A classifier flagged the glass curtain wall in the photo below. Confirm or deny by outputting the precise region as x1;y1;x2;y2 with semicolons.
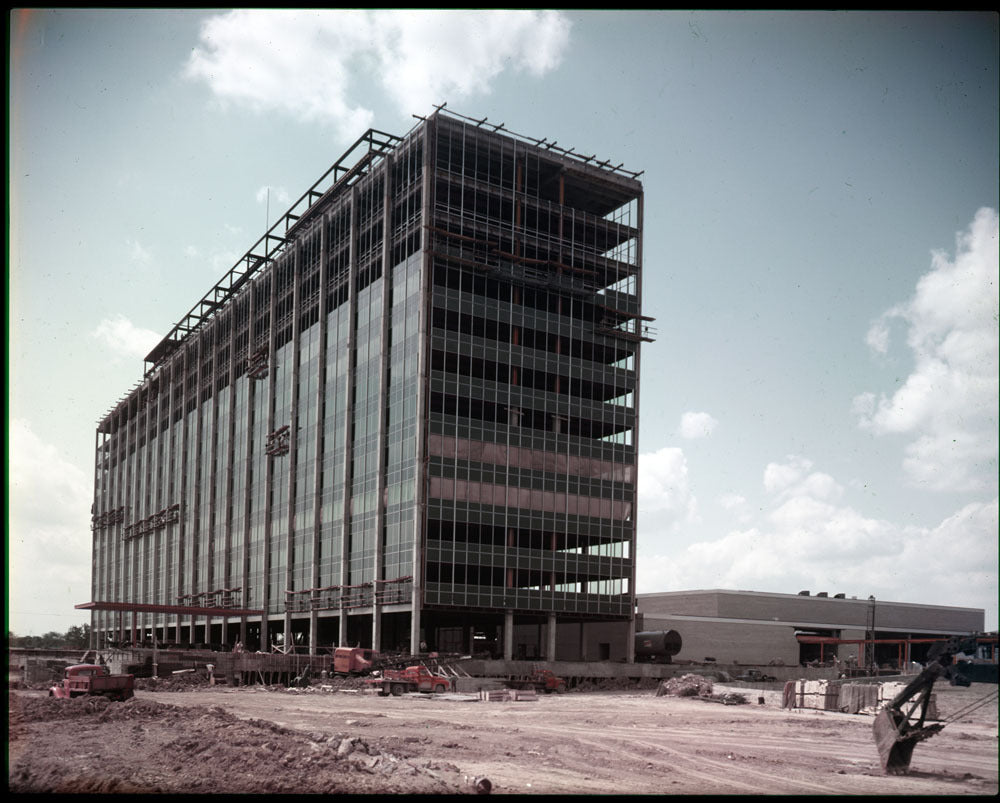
423;116;641;618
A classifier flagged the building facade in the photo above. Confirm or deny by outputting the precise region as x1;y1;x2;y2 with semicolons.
638;589;986;668
89;109;649;658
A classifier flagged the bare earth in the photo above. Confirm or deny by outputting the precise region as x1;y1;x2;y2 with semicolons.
8;679;997;795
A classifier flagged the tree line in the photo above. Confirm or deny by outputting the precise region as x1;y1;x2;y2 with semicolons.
8;624;92;650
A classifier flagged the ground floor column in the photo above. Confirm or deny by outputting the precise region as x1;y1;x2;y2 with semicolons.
409;591;421;656
546;613;557;660
372;607;382;652
504;611;514;660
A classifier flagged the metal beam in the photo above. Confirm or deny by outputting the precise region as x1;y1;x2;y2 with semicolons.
76;601;264;617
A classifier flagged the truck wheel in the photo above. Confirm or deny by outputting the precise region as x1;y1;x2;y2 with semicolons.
432;684;445;693
556;683;566;694
391;684;404;697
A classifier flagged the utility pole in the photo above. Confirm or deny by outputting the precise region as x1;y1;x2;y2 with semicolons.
865;595;877;675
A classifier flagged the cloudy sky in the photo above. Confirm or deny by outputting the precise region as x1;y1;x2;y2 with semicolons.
9;10;998;634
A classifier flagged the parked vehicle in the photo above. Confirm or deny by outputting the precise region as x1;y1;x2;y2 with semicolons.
734;669;777;682
49;664;134;701
333;646;380;676
367;665;451;696
507;668;567;694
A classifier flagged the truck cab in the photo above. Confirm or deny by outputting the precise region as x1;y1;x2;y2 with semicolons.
49;664;135;701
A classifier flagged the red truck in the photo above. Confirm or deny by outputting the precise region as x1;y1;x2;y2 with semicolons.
507;668;567;694
367;665;451;696
49;664;135;701
332;646;379;676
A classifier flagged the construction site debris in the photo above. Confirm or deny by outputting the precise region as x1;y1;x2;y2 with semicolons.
699;692;749;706
780;679;938;719
466;775;493;794
9;691;473;794
479;688;537;702
9;684;996;795
570;676;661;693
655;674;714;698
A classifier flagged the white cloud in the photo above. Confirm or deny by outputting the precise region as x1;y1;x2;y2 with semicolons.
678;411;718;439
8;419;94;635
92;315;162;360
638;446;698;525
185;10;571;132
637;454;998;623
854;207;999;492
865;317;890;355
371;10;571;114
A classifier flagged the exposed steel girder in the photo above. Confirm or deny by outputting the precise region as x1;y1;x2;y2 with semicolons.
76;601;263;617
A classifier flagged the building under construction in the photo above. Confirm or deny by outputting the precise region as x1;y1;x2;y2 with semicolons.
87;108;650;661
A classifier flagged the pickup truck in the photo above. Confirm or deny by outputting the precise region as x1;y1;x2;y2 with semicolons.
49;664;135;701
734;669;777;683
366;665;451;696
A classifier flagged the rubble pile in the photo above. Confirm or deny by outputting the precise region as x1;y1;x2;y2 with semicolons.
9;691;114;725
655;674;714;698
135;672;212;692
9;693;472;794
570;677;660;693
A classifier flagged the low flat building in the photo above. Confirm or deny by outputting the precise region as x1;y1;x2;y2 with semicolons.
637;589;985;668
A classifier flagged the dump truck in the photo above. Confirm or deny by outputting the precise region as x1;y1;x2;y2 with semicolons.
49;664;135;701
367;665;451;696
507;668;567;694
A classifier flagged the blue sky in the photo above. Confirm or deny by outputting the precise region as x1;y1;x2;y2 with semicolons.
9;9;998;635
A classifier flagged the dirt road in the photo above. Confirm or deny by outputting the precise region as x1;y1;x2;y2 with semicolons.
8;681;997;795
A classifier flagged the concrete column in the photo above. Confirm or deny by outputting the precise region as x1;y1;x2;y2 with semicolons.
371;155;393;656
284;240;302;649
504;611;514;660
339;186;359;652
261;245;278;652
241;284;255;647
547;613;557;660
310;203;329;656
410;119;435;660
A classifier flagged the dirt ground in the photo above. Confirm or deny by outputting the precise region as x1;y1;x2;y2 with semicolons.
8;675;997;795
